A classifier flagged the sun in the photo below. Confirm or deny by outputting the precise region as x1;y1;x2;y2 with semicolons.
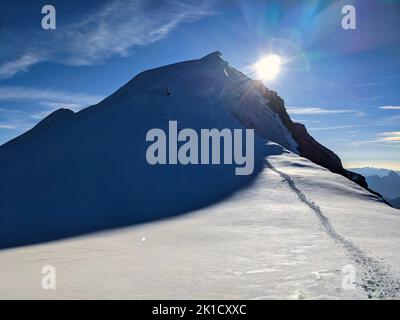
255;55;282;81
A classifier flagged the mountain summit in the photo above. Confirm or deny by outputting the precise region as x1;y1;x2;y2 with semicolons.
0;52;389;247
1;53;400;299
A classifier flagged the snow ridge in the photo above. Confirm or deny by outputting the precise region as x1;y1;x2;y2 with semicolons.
267;161;400;299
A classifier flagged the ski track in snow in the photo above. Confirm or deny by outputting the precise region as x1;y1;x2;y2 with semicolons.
266;161;400;299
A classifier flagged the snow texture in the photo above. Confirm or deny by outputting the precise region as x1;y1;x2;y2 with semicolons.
0;53;399;299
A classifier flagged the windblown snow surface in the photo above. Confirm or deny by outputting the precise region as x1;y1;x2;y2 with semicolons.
0;52;399;299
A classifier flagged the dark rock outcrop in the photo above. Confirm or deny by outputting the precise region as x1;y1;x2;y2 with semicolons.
389;197;400;209
250;80;381;194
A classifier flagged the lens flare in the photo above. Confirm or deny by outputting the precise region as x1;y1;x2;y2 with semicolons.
255;55;282;80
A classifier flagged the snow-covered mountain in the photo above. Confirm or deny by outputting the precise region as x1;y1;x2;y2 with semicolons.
1;52;399;299
349;168;400;208
0;51;366;248
390;197;400;209
367;171;400;200
349;167;400;178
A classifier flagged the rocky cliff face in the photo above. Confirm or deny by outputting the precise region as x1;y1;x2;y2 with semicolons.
250;80;371;191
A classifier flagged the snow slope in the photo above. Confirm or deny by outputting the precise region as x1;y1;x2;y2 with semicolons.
0;52;399;299
0;145;399;299
0;52;297;248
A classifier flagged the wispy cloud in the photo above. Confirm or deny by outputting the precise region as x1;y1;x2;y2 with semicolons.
352;132;400;146
286;107;361;115
376;132;400;142
0;54;43;79
0;86;105;133
0;124;17;130
0;86;104;110
325;81;378;89
308;125;359;131
379;106;400;110
0;0;214;79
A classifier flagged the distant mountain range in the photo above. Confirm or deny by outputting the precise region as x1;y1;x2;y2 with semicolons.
0;52;373;248
390;197;400;209
349;167;400;178
349;167;400;208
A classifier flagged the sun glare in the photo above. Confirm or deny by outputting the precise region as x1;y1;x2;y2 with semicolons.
255;55;282;81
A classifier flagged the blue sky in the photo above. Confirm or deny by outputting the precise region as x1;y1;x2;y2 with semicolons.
0;0;399;169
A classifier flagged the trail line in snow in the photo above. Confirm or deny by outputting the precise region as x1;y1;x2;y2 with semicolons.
266;162;400;299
